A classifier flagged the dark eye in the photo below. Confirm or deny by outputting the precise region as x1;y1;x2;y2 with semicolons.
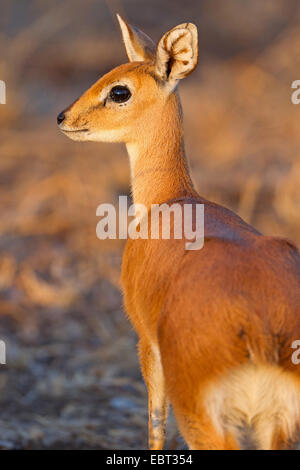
109;85;131;103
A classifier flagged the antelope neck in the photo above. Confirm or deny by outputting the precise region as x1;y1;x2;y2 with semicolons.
126;94;196;209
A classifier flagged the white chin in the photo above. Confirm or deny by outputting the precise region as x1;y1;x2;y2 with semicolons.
61;128;124;143
82;129;124;143
61;130;90;141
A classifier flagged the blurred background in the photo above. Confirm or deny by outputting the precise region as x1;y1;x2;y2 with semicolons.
0;0;300;449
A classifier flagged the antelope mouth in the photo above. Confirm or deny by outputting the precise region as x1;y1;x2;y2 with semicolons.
61;128;89;133
59;127;90;141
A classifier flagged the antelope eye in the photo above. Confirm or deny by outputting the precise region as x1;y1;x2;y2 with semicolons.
109;85;131;103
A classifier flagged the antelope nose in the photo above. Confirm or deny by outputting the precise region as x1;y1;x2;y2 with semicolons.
57;112;65;125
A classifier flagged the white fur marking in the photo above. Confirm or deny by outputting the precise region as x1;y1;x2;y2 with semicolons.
204;364;300;449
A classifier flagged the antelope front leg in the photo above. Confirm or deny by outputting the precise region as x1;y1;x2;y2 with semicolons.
138;339;169;450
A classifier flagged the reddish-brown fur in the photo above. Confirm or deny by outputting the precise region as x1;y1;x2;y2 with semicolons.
122;198;300;449
58;16;300;449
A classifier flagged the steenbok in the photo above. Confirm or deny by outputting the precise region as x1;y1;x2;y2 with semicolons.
58;16;300;450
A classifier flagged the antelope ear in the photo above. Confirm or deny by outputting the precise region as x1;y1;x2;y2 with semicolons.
117;14;156;62
155;23;198;88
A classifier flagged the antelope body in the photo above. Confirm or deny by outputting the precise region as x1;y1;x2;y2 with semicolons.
58;15;300;449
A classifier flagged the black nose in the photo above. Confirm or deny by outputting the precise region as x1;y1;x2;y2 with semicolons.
57;112;65;125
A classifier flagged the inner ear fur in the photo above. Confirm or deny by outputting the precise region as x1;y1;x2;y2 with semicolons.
155;23;198;83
